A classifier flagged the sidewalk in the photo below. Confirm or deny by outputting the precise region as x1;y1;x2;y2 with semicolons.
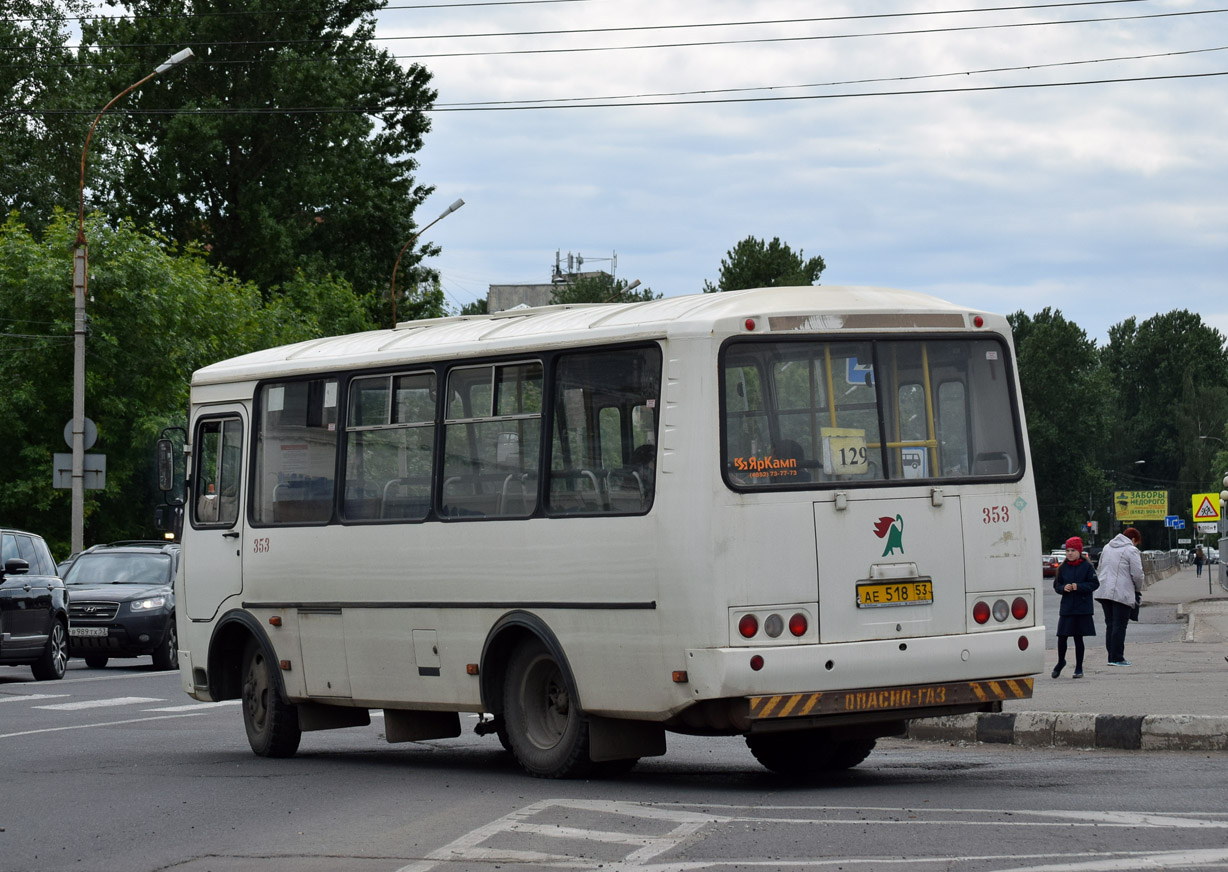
908;564;1228;752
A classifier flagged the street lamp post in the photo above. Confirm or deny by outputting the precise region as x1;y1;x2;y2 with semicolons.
389;198;465;325
71;48;194;554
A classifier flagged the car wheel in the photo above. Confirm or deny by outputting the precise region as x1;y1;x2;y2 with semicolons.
241;638;301;758
152;619;178;671
84;654;109;668
31;620;69;681
502;638;592;778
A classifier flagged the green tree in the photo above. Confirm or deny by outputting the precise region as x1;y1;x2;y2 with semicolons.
459;298;488;316
0;211;374;556
549;273;659;305
0;0;98;222
1101;310;1228;541
69;0;437;318
1008;308;1112;547
703;236;825;292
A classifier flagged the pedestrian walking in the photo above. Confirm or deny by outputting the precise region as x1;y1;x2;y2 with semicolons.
1095;526;1144;667
1195;545;1205;577
1052;536;1098;679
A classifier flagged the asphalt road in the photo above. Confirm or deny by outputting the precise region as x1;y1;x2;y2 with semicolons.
3;662;1226;872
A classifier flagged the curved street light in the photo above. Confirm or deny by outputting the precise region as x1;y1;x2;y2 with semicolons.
388;198;465;325
70;48;195;554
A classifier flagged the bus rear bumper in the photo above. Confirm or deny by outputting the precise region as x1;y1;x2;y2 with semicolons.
678;627;1043;732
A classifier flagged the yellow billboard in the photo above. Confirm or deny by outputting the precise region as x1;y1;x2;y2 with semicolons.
1114;490;1168;521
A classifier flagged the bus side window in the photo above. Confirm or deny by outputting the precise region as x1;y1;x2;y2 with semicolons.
546;346;662;516
253;379;338;525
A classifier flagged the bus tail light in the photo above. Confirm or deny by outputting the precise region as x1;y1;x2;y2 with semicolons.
789;613;808;636
992;599;1009;622
749;655;764;671
738;614;759;638
972;601;991;624
1012;597;1029;620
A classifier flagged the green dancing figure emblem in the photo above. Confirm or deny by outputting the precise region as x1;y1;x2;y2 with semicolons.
873;514;904;557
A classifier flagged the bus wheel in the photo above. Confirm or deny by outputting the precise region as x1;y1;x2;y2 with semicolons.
241;639;301;758
746;730;876;776
502;639;592;778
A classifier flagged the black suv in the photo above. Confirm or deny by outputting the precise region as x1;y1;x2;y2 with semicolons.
62;541;180;670
1;528;69;680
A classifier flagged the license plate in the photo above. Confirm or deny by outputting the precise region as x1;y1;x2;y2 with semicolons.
69;627;109;637
856;580;933;608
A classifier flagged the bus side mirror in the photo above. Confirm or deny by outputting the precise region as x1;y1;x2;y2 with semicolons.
154;504;184;538
157;439;175;492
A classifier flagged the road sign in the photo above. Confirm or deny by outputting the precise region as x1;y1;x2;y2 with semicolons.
1198;522;1219;534
1191;493;1222;523
63;417;97;451
52;453;106;490
1164;514;1180;527
1178;538;1192;544
1115;490;1168;521
1173;519;1185;529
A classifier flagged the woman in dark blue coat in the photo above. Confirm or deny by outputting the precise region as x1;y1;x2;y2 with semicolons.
1052;536;1099;679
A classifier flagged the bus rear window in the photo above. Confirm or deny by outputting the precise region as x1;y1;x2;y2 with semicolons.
721;337;1022;488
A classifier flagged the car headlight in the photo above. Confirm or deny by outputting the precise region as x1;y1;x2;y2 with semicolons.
130;596;168;612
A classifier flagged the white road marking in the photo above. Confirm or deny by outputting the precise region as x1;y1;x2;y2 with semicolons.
392;802;1228;872
34;696;164;711
0;693;69;703
0;711;218;740
394;799;731;872
144;700;241;713
998;848;1228;871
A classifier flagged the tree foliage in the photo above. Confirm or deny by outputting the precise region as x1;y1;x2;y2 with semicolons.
0;0;99;222
0;0;441;324
703;235;825;293
1007;308;1112;546
0;211;374;556
1011;307;1228;549
549;273;660;305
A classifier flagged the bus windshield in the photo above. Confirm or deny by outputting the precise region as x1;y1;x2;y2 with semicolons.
722;336;1022;487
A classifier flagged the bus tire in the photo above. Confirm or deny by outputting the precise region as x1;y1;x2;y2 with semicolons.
746;730;876;776
241;638;301;758
502;638;592;779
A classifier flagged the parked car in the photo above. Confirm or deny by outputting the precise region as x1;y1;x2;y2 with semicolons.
1042;549;1065;578
0;527;69;680
62;541;180;670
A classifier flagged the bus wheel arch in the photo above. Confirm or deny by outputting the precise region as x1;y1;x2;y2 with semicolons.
208;610;286;704
481;613;592;779
479;611;582;717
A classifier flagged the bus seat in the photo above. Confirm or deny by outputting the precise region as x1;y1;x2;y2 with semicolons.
972;451;1015;475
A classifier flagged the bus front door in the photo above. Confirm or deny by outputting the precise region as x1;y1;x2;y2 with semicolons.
185;410;247;621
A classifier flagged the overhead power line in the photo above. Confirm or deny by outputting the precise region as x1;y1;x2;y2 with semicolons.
432;45;1228;108
30;1;1177;53
14;70;1228;115
6;0;599;25
11;6;1224;68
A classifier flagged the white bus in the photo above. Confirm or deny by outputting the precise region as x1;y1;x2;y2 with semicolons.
164;286;1043;778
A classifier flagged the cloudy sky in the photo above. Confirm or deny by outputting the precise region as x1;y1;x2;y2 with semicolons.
374;0;1226;344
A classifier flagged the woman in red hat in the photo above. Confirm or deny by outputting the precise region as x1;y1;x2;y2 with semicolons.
1052;535;1099;678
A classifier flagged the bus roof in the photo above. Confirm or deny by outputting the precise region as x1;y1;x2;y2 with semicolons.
192;285;1001;386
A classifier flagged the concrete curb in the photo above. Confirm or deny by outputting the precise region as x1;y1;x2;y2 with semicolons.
907;712;1228;751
